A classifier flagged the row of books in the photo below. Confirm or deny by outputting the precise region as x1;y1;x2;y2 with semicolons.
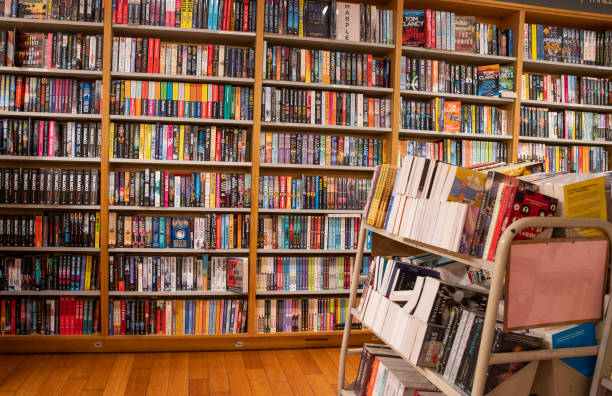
399;140;508;168
263;1;393;44
402;10;514;56
1;0;104;21
109;255;247;292
110;80;253;120
0;75;102;114
112;0;256;32
521;74;612;106
257;214;360;250
0;212;100;247
401;98;509;135
354;344;440;396
260;132;384;167
258;175;370;211
0;297;100;335
0;120;101;158
401;59;513;98
256;297;361;333
108;298;247;335
357;259;541;394
519;107;612;142
0;168;100;205
523;24;611;66
0;255;99;291
263;44;391;88
255;256;370;292
108;214;250;249
112;38;255;78
518;143;609;173
110;124;249;162
262;87;392;128
108;170;251;208
0;31;102;70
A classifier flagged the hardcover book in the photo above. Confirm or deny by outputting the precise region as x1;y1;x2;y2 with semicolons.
303;0;332;38
542;25;563;62
402;10;426;47
477;64;499;97
454;16;475;53
170;217;190;248
443;100;461;133
226;257;247;292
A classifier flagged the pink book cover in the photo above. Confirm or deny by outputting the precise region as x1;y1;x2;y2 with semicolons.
48;120;55;156
505;239;607;331
164;171;169;207
38;120;44;156
167;125;173;160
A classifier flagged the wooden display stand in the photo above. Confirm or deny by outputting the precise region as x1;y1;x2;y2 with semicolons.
338;217;612;396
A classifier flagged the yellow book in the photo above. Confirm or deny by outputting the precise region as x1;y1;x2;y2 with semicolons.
210;172;216;208
95;212;100;247
366;164;389;225
228;214;234;248
471;105;476;134
305;51;311;83
84;256;92;291
195;301;200;335
215;300;221;334
159;43;166;74
298;0;304;36
155;81;161;100
109;123;114;158
286;176;292;209
564;176;608;237
202;84;207;116
177;300;183;335
186;0;193;28
325;135;331;164
184;82;191;112
145;124;152;159
531;24;537;60
179;125;185;161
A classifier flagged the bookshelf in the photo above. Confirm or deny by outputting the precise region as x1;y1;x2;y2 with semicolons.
0;0;610;353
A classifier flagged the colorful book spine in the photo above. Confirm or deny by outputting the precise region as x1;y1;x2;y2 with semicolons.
2;0;104;21
518;143;609;173
399;139;508;167
521;73;612;105
519;106;612;141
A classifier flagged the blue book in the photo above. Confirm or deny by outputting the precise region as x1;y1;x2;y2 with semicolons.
108;299;114;335
552;323;597;378
80;256;86;291
159;216;166;248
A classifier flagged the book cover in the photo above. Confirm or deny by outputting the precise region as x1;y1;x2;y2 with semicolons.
171;217;190;248
226;257;247;292
563;176;608;237
552;323;597;378
17;0;46;18
336;2;360;42
448;167;487;207
454;15;475;53
443;101;461;133
402;10;426;47
542;25;562;62
499;65;514;95
477;64;499;97
303;0;331;38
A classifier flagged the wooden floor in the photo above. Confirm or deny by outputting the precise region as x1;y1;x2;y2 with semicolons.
0;348;360;396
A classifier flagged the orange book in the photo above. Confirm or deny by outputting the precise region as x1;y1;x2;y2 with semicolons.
432;60;439;91
235;86;241;120
443;100;461;132
135;81;142;116
366;358;381;396
228;214;234;248
276;48;282;80
34;215;42;247
236;214;242;249
215;300;221;334
204;300;209;334
368;98;374;127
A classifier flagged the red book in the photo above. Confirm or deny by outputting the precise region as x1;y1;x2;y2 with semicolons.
216;215;221;248
174;0;181;27
222;0;230;30
120;300;126;335
10;299;16;335
153;39;160;73
207;44;214;76
424;9;432;48
243;0;249;32
122;0;128;23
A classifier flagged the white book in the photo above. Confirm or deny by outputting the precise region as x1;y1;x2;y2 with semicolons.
449;311;476;382
363;289;382;327
443;309;469;379
451;204;469;252
170;257;177;292
147;257;153;291
381;300;401;341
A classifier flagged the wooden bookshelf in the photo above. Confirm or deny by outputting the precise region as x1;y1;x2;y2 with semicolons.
0;291;101;296
108;291;248;297
0;0;611;354
256;290;362;296
521;99;612;113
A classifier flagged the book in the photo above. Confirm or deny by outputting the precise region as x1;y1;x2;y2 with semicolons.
226;257;247;292
499;66;514;97
14;32;44;67
477;64;499;97
17;0;46;18
454;16;475;53
302;0;331;38
442;100;461;132
542;25;563;62
402;10;426;47
518;142;609;173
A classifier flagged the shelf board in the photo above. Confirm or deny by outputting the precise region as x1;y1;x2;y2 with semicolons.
263;33;394;56
518;136;612;147
109;205;251;213
522;59;612;78
364;224;494;272
402;46;516;65
257;249;371;255
112;24;256;45
256;289;362;296
0;290;100;296
109;158;252;167
258;209;363;214
399;129;512;142
0;247;100;253
260;122;391;134
0;156;100;164
0;204;100;210
111;72;255;85
109;248;250;254
259;163;376;172
0;17;103;33
0;66;102;78
350;307;467;396
0;111;101;121
108;291;248;297
109;115;253;126
262;80;393;95
400;90;515;105
521;99;612;113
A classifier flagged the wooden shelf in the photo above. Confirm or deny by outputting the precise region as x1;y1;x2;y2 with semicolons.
0;247;100;253
518;136;612;146
399;129;512;142
109;158;252;167
0;66;102;78
400;90;515;105
258;209;363;214
0;111;101;121
260;122;391;134
109;115;253;126
0;204;100;210
112;24;256;44
0;17;103;33
262;80;393;95
522;59;612;78
259;163;376;171
109;248;250;254
402;46;516;65
256;289;362;296
109;205;251;213
521;99;612;113
257;249;371;254
263;33;394;55
364;224;494;272
111;72;254;85
108;291;248;297
0;156;100;164
0;290;100;296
